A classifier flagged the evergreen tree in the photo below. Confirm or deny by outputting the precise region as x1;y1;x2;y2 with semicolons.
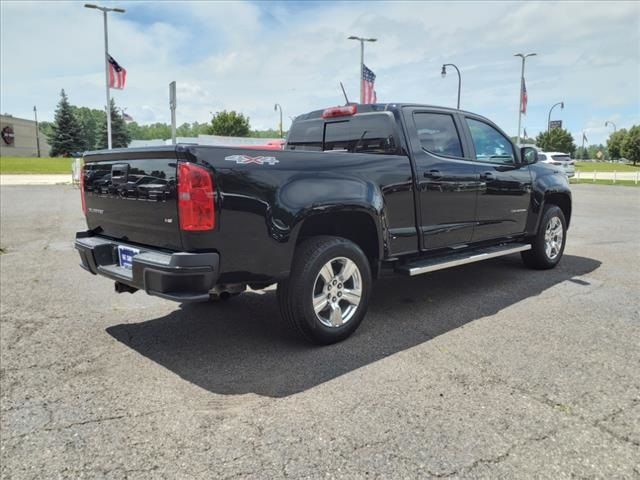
48;89;84;157
98;99;131;149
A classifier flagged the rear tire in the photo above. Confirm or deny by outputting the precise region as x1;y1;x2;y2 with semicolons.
277;236;372;345
521;205;567;270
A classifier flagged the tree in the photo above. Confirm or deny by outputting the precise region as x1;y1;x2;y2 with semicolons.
252;128;286;139
97;99;131;149
208;110;250;137
72;106;104;151
534;128;576;156
48;89;84;156
606;129;628;160
621;125;640;165
587;144;608;161
38;121;55;139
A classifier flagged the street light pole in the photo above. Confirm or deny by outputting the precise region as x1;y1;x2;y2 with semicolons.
514;52;536;143
33;106;41;158
274;103;283;138
348;36;377;103
441;63;461;109
84;4;125;150
605;120;617;133
547;101;564;133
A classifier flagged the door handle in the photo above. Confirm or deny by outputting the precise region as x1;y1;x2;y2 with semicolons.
424;170;443;179
480;171;495;180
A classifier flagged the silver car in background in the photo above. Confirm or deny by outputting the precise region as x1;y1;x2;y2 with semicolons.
538;152;576;178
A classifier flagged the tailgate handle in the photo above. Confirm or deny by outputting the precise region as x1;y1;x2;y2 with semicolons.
111;163;129;184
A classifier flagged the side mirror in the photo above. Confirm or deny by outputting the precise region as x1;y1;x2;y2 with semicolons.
521;146;538;164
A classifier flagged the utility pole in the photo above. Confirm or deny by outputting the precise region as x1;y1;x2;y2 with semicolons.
274;103;283;138
170;81;177;144
33;106;41;158
348;36;377;103
514;52;536;143
84;4;125;150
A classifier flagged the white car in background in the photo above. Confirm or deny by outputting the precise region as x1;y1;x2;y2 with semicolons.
538;151;576;178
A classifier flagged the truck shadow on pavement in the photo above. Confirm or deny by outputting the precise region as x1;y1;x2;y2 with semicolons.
107;254;600;398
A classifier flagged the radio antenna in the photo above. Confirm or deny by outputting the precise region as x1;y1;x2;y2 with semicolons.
340;82;350;104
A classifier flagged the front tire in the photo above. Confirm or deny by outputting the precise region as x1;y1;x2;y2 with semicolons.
521;205;567;269
277;236;372;345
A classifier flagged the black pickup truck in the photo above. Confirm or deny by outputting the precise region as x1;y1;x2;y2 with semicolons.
76;103;571;344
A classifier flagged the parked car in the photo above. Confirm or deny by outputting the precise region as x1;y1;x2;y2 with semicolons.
538;151;575;177
75;103;571;344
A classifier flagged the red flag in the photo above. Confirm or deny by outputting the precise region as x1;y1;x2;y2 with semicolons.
362;64;377;104
108;54;127;90
520;77;528;114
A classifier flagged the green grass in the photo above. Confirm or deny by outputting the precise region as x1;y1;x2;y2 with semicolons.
0;157;74;174
570;179;639;187
575;161;640;172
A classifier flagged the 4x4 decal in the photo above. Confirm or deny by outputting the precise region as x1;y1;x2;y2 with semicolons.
225;155;279;166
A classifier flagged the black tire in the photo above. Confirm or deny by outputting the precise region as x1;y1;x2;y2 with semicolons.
277;236;372;345
521;205;567;270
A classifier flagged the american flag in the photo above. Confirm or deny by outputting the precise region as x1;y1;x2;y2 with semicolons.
520;77;528;114
108;54;127;90
362;64;377;104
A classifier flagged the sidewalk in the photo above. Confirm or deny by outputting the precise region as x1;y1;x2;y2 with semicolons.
0;174;73;186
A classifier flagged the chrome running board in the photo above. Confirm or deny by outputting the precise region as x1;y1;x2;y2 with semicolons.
396;243;531;276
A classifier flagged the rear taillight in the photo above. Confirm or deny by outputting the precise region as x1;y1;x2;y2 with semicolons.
80;165;87;215
178;162;215;231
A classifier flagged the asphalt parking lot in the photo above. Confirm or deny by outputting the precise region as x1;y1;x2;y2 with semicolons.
1;184;638;479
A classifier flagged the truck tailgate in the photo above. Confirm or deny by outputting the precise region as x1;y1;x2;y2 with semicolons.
83;155;182;250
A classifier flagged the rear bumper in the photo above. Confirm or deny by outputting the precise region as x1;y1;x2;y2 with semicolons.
75;232;219;302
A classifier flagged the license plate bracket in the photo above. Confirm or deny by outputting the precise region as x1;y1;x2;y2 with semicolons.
117;245;140;270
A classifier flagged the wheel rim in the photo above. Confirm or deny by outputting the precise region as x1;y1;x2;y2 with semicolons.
312;257;362;328
544;216;564;260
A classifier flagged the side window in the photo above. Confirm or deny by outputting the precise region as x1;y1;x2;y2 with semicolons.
413;112;463;157
538;153;547;160
466;118;515;164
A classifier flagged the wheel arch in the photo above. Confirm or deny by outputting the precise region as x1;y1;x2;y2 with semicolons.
544;192;572;229
294;209;383;273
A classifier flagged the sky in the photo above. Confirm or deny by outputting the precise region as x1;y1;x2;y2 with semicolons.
1;0;639;145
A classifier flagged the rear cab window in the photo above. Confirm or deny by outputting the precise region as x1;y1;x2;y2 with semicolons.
551;154;571;162
286;112;400;155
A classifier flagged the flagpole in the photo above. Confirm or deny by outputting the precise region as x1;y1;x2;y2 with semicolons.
84;4;125;150
348;36;377;104
103;9;112;150
514;53;536;143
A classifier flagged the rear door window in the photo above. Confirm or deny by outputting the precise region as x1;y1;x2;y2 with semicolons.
412;112;463;157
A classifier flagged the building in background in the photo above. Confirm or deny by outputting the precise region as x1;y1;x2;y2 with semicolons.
0;114;50;157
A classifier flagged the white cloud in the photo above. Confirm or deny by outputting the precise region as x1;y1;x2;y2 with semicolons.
1;0;638;146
